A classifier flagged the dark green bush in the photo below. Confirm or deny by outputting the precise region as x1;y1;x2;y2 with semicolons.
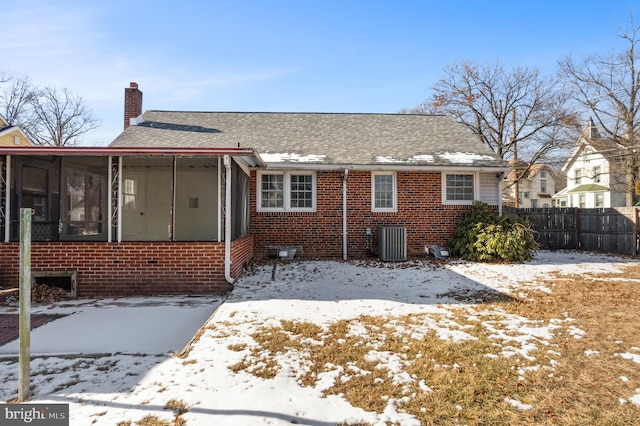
449;202;538;262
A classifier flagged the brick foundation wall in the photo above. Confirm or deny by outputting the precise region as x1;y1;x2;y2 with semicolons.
0;237;254;296
250;170;470;259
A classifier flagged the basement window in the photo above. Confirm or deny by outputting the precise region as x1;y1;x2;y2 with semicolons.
32;271;77;298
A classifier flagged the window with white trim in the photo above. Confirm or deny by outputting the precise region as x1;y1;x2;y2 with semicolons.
258;171;316;211
371;172;397;212
593;166;601;183
443;173;476;204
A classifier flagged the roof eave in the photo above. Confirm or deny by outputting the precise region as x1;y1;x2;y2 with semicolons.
259;162;509;172
0;146;265;165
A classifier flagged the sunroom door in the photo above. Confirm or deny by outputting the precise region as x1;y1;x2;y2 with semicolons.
121;157;173;241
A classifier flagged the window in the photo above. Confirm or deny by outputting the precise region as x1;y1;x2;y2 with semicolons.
524;192;529;199
540;180;547;193
593;166;601;183
531;199;538;208
372;172;397;212
540;168;546;178
575;169;582;185
579;194;586;208
258;171;316;212
443;173;475;204
595;193;604;207
260;174;284;208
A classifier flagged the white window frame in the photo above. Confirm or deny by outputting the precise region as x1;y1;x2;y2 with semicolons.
371;171;397;212
257;170;316;212
593;166;601;183
442;172;477;205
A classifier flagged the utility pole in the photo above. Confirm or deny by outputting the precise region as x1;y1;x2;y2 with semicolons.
19;208;32;401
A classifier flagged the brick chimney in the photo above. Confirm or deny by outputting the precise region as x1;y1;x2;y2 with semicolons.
124;82;143;129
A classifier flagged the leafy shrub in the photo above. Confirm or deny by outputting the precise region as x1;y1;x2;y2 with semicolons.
449;202;538;262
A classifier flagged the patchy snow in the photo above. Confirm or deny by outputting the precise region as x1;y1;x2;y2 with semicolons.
410;155;435;162
616;352;640;364
375;156;405;163
0;250;638;424
439;152;498;164
260;152;327;163
504;397;533;411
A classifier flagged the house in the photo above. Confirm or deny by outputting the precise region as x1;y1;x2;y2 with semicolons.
553;119;628;208
0;83;507;297
503;162;557;208
0;114;33;147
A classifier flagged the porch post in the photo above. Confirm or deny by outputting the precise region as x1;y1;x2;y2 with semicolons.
108;155;113;242
117;156;123;243
4;155;11;242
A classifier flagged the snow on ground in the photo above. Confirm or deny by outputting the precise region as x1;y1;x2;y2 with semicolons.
0;250;638;425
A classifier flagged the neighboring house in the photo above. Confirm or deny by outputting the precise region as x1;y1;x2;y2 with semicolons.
0;114;33;147
553;119;627;208
503;162;557;208
0;83;507;297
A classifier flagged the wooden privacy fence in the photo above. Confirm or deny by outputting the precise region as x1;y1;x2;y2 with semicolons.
504;207;639;255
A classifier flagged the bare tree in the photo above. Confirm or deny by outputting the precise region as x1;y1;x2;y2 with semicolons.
25;86;100;146
0;73;37;126
0;72;100;146
403;60;579;181
559;17;640;206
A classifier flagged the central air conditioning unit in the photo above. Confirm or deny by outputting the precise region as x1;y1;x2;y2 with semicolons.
379;226;407;261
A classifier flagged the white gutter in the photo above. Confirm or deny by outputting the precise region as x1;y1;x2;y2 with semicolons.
256;163;509;173
4;155;10;242
223;155;234;284
342;168;349;260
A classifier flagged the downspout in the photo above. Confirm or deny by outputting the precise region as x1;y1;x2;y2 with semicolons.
170;156;176;240
217;157;222;242
223;155;234;284
498;173;503;215
343;168;349;260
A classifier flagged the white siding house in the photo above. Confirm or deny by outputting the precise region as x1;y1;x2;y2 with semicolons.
554;119;627;208
504;162;557;208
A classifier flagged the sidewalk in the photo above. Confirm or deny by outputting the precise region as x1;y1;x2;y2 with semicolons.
0;295;225;356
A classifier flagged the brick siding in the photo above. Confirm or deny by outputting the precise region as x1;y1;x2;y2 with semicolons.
0;236;254;296
250;170;469;258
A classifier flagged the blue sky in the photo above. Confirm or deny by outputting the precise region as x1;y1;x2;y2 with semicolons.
2;0;638;145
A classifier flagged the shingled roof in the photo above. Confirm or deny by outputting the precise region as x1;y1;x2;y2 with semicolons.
110;111;506;169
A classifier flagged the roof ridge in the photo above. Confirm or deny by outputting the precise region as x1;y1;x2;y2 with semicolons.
145;110;449;117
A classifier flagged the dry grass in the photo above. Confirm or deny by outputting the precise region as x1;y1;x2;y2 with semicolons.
228;262;640;425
